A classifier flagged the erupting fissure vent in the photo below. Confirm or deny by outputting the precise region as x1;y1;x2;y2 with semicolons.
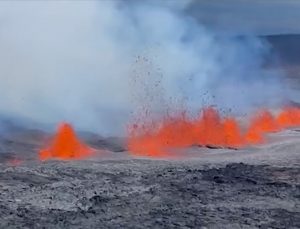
39;122;93;160
37;107;300;160
245;110;279;144
128;107;300;157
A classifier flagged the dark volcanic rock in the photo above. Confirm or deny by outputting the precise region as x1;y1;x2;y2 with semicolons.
90;137;126;152
0;161;299;229
201;163;269;184
80;132;126;152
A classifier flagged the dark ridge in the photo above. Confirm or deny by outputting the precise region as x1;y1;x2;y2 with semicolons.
264;34;300;66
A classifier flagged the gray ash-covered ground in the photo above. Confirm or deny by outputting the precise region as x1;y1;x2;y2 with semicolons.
0;126;299;228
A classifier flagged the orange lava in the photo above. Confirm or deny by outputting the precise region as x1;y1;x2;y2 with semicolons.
223;117;244;148
277;107;300;128
127;106;300;157
195;107;244;148
128;107;244;156
158;113;196;148
39;122;93;160
37;107;300;160
245;110;279;144
196;107;225;147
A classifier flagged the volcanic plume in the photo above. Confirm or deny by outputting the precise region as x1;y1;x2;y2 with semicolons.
39;122;93;160
0;1;290;136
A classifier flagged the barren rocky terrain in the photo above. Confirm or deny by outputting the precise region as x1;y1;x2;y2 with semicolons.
0;125;299;228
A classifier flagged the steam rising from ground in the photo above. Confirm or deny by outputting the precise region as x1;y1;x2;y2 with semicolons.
0;1;289;135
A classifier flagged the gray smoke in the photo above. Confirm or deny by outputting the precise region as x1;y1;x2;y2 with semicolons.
0;1;289;135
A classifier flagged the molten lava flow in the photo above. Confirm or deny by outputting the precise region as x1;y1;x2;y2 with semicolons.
127;133;165;157
246;110;279;144
196;107;225;147
39;123;93;160
158;113;196;148
223;117;244;148
128;107;245;156
127;112;204;156
277;107;300;128
127;123;162;157
195;108;244;148
127;106;300;157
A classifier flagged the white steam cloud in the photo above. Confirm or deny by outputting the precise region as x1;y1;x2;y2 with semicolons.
0;1;289;135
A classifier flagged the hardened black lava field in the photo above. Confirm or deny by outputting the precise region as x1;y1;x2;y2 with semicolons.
0;125;299;228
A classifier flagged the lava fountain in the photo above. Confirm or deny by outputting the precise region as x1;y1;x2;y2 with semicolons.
39;122;93;160
245;110;280;144
128;107;245;156
128;107;300;157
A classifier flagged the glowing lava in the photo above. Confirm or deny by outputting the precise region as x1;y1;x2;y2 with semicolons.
195;107;244;148
277;107;300;128
245;110;279;144
128;107;245;156
38;107;300;160
39;122;93;160
223;117;244;148
128;107;300;157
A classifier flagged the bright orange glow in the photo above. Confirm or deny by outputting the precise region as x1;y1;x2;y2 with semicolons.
245;110;279;144
128;107;244;156
223;117;244;148
127;107;300;157
39;123;93;160
196;107;225;146
158;113;196;148
277;107;300;128
37;107;300;160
